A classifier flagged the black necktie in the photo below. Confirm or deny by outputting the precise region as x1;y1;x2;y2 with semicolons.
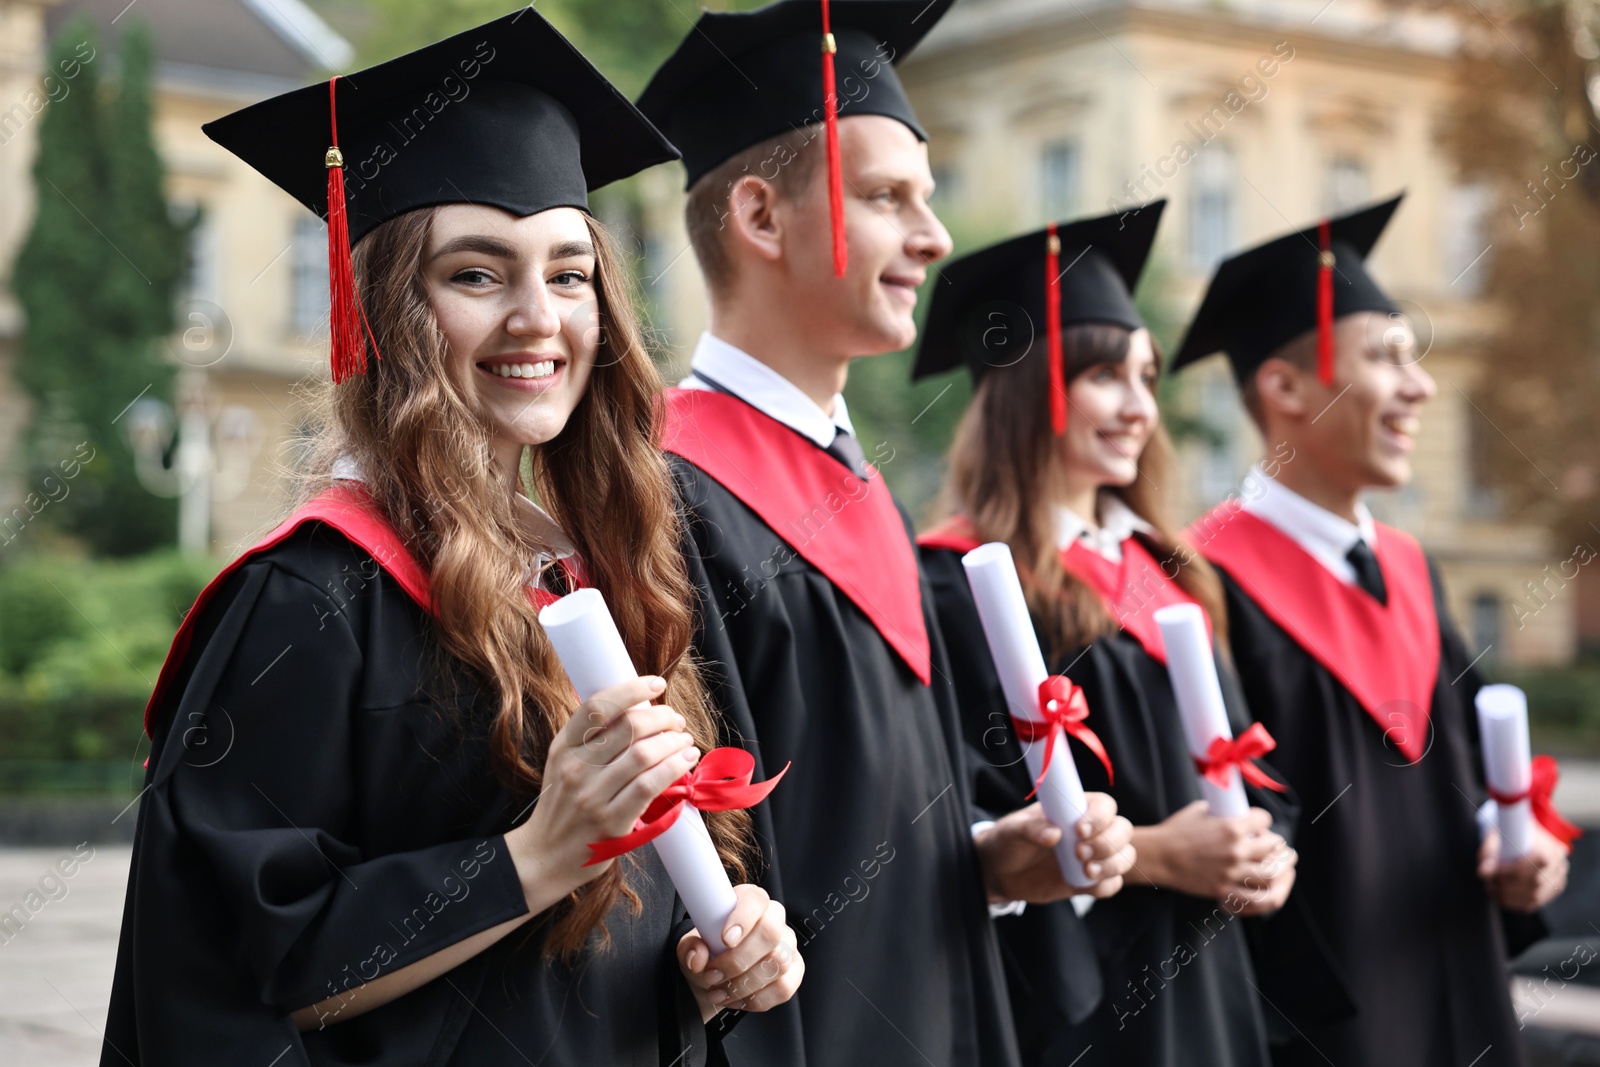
825;428;869;481
1345;540;1388;605
691;369;868;480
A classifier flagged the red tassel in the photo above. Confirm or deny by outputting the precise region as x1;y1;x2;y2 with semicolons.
821;0;847;278
1316;218;1334;386
325;76;379;384
1046;224;1066;435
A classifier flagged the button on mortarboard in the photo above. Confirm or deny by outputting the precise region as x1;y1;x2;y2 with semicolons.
1171;194;1404;384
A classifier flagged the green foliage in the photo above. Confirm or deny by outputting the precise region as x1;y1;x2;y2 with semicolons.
1500;661;1600;756
346;0;769;97
12;19;191;557
0;548;219;775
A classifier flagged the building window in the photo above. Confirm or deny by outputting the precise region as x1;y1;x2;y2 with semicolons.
1471;592;1502;656
1188;144;1235;270
1323;157;1370;215
178;203;219;304
1465;400;1504;518
291;216;329;337
1443;184;1492;294
1039;140;1080;218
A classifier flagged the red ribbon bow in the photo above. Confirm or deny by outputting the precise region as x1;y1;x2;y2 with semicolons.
585;748;788;865
1194;722;1287;793
1488;754;1583;850
1011;676;1113;800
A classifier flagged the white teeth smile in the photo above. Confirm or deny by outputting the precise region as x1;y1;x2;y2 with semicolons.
1382;414;1418;436
490;361;556;379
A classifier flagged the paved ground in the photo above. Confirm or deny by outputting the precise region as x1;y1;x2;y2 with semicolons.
0;844;128;1066
3;762;1600;1065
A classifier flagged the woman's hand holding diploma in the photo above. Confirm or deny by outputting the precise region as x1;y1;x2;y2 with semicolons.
974;793;1134;902
960;543;1134;900
677;883;805;1021
505;677;801;1023
1129;801;1296;915
507;676;698;902
535;587;799;1021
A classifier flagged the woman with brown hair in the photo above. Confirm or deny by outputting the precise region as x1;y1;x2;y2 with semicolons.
102;14;799;1066
915;205;1295;1067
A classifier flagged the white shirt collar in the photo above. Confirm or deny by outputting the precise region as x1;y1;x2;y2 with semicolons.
331;454;576;570
678;332;855;449
1054;494;1155;562
1239;463;1375;585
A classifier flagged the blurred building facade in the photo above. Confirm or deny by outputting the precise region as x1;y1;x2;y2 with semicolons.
0;0;350;558
0;0;1581;665
888;0;1574;665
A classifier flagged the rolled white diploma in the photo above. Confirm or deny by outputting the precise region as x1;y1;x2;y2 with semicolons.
961;543;1094;888
1476;684;1535;862
1154;602;1249;818
538;587;739;956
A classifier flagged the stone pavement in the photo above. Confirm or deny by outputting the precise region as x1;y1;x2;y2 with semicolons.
0;844;128;1066
2;761;1599;1065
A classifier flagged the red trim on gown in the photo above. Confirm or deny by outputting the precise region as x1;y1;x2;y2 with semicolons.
917;514;1206;663
144;485;567;736
663;387;931;684
1194;504;1439;763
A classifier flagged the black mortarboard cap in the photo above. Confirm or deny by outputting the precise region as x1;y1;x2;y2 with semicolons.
913;201;1165;383
201;9;677;382
1171;194;1403;383
203;9;677;246
912;202;1165;435
637;0;952;189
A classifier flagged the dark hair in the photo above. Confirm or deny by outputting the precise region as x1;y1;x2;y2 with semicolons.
1240;326;1318;428
938;322;1229;656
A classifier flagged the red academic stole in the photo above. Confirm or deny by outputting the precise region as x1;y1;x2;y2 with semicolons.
662;388;931;685
1195;504;1439;763
917;515;1206;664
142;485;566;736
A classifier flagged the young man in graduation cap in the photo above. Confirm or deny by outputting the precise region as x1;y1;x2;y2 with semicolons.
1173;193;1573;1067
637;2;1136;1065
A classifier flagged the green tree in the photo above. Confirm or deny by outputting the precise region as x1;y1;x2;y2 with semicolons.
12;21;189;556
1400;0;1600;548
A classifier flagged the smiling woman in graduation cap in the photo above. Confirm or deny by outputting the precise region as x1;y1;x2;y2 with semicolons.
917;203;1301;1067
101;12;801;1066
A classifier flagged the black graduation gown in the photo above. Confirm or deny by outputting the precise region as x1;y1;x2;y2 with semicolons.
103;523;713;1067
921;544;1285;1067
1214;551;1542;1067
666;397;1020;1067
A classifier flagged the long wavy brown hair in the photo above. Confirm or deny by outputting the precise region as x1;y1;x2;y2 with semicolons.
937;322;1227;659
293;205;749;959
